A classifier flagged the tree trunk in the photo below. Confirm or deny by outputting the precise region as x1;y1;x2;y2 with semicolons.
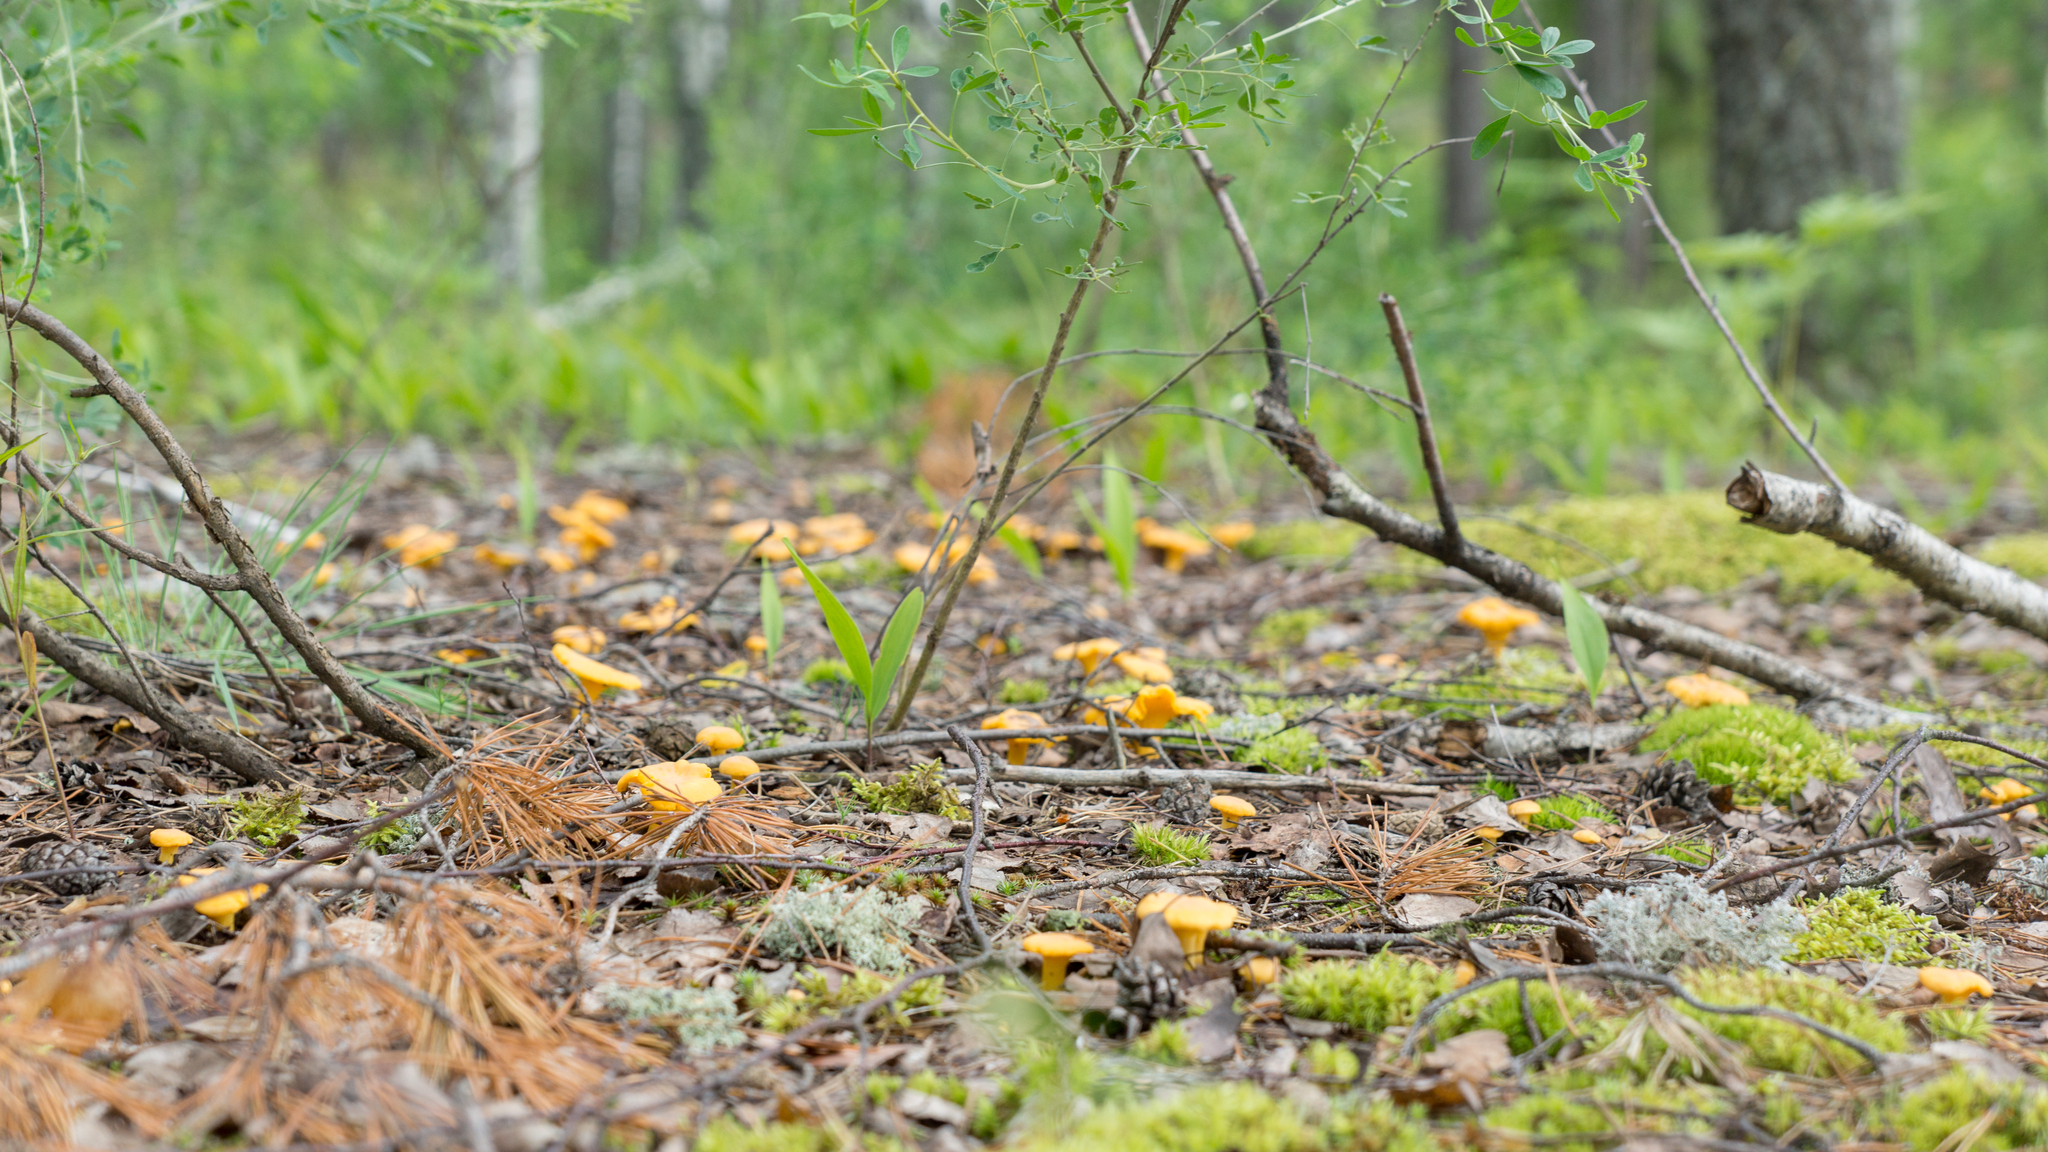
1703;0;1903;234
604;47;649;263
485;43;545;300
670;0;730;231
1440;19;1494;244
1576;0;1656;285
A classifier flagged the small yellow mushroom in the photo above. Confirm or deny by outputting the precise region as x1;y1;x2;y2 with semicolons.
1452;960;1477;988
175;869;269;931
551;625;607;654
1571;829;1603;845
536;547;579;573
1210;795;1256;831
1113;649;1175;684
1978;778;2037;822
800;513;875;555
618;765;723;811
1134;890;1182;922
473;543;533;571
697;726;745;755
1053;637;1125;677
149;828;193;866
618;596;698;635
718;755;761;782
1506;799;1543;824
744;635;768;656
383;524;459;569
1162;897;1238;968
729;519;802;560
981;709;1051;764
1241;955;1282;991
1172;696;1215;725
1471;826;1505;842
1919;966;1995;1003
1138;523;1212;574
552;644;644;701
1208;522;1256;550
570;490;630;525
1021;932;1095;991
1664;673;1751;709
1456;597;1541;659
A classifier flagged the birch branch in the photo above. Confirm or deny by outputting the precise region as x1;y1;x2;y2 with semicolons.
1726;463;2048;641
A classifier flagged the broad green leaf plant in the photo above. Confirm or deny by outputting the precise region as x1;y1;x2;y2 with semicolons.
787;539;925;735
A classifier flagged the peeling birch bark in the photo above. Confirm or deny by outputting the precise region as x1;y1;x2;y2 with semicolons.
1726;463;2048;641
1485;722;1650;761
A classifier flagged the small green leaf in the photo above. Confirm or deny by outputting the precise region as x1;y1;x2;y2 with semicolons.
996;520;1042;579
868;587;926;724
787;541;872;697
1573;163;1595;191
891;25;909;70
1513;63;1566;99
1558;581;1610;700
1472;114;1511;158
1490;0;1520;17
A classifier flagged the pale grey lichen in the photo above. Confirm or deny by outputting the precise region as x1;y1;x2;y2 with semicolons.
1210;712;1285;744
1584;875;1805;972
598;984;745;1053
755;886;921;972
2016;856;2048;899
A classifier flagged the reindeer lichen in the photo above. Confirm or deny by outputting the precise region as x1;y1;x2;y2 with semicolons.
755;886;922;972
1584;875;1804;972
598;984;744;1053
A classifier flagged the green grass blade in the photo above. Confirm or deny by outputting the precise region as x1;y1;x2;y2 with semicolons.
788;540;872;697
759;561;785;670
867;586;924;724
1102;452;1136;596
1557;580;1610;699
996;520;1042;579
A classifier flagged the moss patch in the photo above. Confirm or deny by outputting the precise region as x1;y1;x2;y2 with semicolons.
1639;704;1858;802
1009;1081;1325;1152
1973;532;2048;580
1252;608;1331;652
1787;887;1950;964
1276;954;1453;1034
1894;1068;2048;1152
1132;823;1212;866
1672;968;1910;1074
846;760;965;819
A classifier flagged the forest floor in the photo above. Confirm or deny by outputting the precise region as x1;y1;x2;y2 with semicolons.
8;437;2048;1151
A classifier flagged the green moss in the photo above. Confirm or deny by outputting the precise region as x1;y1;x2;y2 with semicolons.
1237;519;1365;563
1132;823;1212;866
1847;724;2048;769
1483;1081;1722;1152
1894;1068;2048;1152
1667;968;1910;1074
1973;532;2048;579
1320;1097;1438;1152
1924;1007;1993;1042
18;574;107;636
1786;887;1948;964
999;677;1050;704
1008;1082;1324;1152
1252;608;1332;652
1463;492;1903;597
801;659;853;685
693;1118;907;1152
1276;954;1454;1034
1300;1038;1360;1081
1639;704;1858;803
846;760;966;819
1438;977;1601;1055
222;789;308;848
1528;794;1618;831
1409;648;1580;715
1129;1019;1192;1065
1243;726;1330;774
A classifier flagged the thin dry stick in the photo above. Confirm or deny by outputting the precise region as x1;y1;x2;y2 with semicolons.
1381;293;1459;549
883;6;1194;733
946;723;993;952
181;551;304;726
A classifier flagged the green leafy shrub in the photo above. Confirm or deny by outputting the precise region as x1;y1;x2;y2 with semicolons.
846;760;965;819
1132;823;1212;866
1786;887;1948;964
1276;954;1453;1034
1244;727;1329;774
1639;704;1857;802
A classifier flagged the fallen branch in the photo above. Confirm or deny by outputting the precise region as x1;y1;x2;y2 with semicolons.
936;763;1437;796
1727;463;2048;642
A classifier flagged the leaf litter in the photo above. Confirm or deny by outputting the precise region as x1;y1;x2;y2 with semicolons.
5;450;2048;1149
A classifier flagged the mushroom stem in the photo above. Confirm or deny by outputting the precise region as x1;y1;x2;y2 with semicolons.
1040;957;1072;991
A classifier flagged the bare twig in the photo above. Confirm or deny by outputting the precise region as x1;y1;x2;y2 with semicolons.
1380;294;1459;550
946;724;993;951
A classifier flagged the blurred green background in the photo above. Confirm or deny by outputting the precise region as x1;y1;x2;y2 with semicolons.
12;0;2048;511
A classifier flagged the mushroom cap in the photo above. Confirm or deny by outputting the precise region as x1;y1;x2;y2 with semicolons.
1664;673;1751;709
1125;684;1181;729
1918;966;1995;1002
1054;637;1124;674
1571;829;1603;845
1161;895;1238;935
1139;524;1212;559
1113;650;1175;684
571;490;630;525
1451;960;1477;988
1172;696;1215;724
1471;826;1505;841
729;519;802;560
1134;890;1182;921
696;725;746;753
553;644;644;694
1506;799;1543;821
150;829;194;850
1209;522;1256;550
551;625;607;654
1457;597;1541;636
982;708;1049;734
1210;796;1257;821
618;596;697;635
176;870;269;929
619;765;723;809
718;755;761;780
1242;956;1281;987
1020;932;1095;960
801;514;875;555
474;543;532;570
383;525;459;569
1981;778;2031;804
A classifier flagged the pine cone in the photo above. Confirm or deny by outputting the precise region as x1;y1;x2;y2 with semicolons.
55;758;104;796
1636;760;1720;823
19;839;109;897
1105;953;1184;1038
1157;775;1213;825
